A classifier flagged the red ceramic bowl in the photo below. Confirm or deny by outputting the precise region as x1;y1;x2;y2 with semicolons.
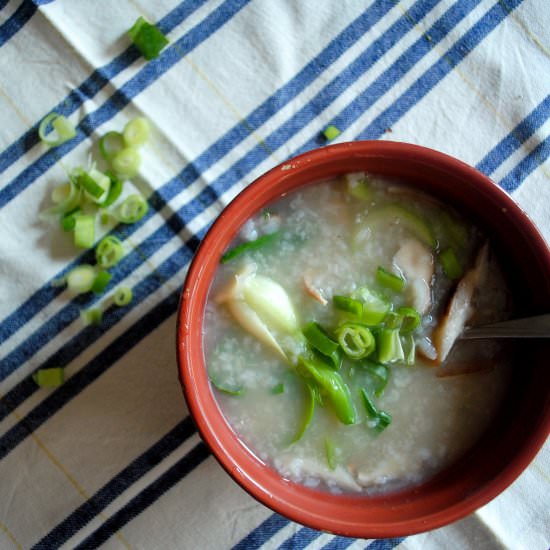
177;141;550;538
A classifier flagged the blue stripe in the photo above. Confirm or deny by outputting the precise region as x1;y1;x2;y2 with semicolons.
0;0;37;48
0;2;401;346
355;0;525;141
321;536;358;549
279;526;322;550
476;94;550;175
366;538;406;549
73;442;210;549
0;0;208;174
0;0;250;208
32;417;196;549
0;0;10;12
232;514;290;550
499;132;550;191
0;0;521;445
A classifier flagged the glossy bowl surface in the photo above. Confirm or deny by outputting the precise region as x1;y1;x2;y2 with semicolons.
177;141;550;538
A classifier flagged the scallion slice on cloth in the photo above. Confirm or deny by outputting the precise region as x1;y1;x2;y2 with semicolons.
60;207;81;232
99;131;125;161
128;16;169;60
376;266;405;292
91;270;112;294
323;124;341;141
360;388;392;433
99;173;123;208
123;117;150;147
41;180;80;219
221;232;280;264
74;215;95;248
115;194;149;223
96;236;124;268
33;367;65;387
112;147;141;178
80;308;103;327
113;286;133;306
66;265;96;294
38;112;76;146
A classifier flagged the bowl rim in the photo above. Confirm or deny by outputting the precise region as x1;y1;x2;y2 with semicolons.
176;140;550;538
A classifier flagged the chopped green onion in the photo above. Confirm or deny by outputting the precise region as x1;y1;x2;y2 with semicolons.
96;235;125;268
221;232;281;264
60;207;81;232
91;270;112;294
113;286;133;306
210;376;245;396
383;311;403;330
401;333;416;366
42;180;80;218
128;16;169;60
116;194;148;223
353;287;390;325
377;328;405;364
80;308;103;327
323;125;341;141
99;131;125;161
336;323;375;360
360;388;392;432
333;295;363;317
123;117;150;147
325;438;337;470
397;307;421;333
302;322;342;369
439;247;463;280
345;173;373;201
359;360;390;397
376;266;405;292
33;367;65;388
38;112;76;147
66;265;96;294
292;383;315;443
271;383;285;395
112;147;141;178
99;173;123;208
74;215;95;248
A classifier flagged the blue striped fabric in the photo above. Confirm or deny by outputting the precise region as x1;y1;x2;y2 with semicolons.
1;1;549;548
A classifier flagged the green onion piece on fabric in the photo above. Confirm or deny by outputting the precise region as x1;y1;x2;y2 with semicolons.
336;323;375;359
60;207;81;232
360;388;392;433
221;232;280;263
292;383;315;443
49;180;81;213
353;287;390;325
376;266;405;292
38;112;76;147
377;328;405;364
91;270;112;294
80;308;103;327
66;265;96;294
116;194;149;223
96;235;125;268
439;247;463;280
401;333;416;366
128;16;169;60
99;172;123;208
333;295;363;317
112;147;141;178
397;307;421;333
99;131;125;161
325;438;337;470
33;367;65;388
210;376;245;396
271;383;285;395
302;322;342;369
359;360;390;397
74;215;95;248
113;286;133;306
72;169;103;199
123;117;150;147
323;125;341;141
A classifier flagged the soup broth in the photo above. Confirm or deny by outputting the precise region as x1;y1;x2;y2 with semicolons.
204;174;511;493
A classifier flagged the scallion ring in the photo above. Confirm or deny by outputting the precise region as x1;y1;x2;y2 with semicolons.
96;235;124;268
336;323;375;360
123;117;150;147
74;215;95;249
38;112;76;147
99;131;125;161
116;194;148;223
113;286;133;306
112;147;141;178
66;265;96;294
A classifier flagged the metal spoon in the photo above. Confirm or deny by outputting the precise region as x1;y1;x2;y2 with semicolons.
460;314;550;340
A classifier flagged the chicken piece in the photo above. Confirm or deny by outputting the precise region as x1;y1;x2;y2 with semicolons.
432;243;489;364
393;239;434;315
303;273;328;306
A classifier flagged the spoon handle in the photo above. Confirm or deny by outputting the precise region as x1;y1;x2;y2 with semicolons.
461;314;550;339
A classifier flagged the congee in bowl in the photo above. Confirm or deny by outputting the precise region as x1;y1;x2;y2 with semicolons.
177;141;550;537
204;173;512;494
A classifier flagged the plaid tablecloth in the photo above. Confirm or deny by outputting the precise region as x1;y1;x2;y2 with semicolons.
0;1;549;548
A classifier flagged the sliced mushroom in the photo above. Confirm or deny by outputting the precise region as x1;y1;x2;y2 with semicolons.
393;238;434;315
432;242;489;364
